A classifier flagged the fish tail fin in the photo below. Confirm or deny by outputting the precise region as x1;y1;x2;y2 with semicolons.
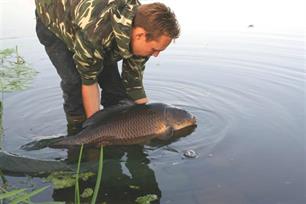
20;136;65;151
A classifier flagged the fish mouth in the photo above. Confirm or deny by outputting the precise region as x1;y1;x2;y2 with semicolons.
173;123;197;138
172;116;197;137
177;115;197;128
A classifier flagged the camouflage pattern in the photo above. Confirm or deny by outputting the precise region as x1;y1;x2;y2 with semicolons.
35;0;149;100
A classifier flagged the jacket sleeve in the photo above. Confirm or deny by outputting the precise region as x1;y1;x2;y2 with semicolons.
73;30;104;85
122;56;149;100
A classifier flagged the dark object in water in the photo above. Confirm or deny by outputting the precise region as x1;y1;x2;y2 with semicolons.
0;150;103;176
0;151;72;175
22;103;197;150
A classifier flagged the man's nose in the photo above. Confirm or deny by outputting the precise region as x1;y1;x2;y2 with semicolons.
152;51;160;57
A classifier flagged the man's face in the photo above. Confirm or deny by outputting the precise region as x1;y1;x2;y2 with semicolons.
131;28;172;57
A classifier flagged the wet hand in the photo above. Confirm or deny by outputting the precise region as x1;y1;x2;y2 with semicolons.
134;97;148;104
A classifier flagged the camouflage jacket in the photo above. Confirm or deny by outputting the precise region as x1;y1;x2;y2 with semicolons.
35;0;149;100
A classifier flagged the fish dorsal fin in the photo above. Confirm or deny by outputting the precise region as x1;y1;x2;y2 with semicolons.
83;99;136;128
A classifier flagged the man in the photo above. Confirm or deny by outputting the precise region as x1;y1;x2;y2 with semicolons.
35;0;180;135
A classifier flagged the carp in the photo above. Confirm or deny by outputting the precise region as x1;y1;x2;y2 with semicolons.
22;103;197;149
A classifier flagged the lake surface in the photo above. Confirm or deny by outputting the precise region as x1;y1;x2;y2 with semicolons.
1;0;305;203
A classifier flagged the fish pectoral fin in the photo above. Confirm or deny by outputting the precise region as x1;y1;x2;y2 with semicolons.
138;138;153;146
92;135;116;146
157;127;174;141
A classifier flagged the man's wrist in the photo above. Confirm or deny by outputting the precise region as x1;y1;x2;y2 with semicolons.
126;88;146;101
134;97;148;104
82;83;100;118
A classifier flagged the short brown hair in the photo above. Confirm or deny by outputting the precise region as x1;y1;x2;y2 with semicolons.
133;2;180;41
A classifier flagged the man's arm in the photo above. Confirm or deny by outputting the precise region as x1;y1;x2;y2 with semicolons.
121;57;149;103
72;30;102;118
82;83;100;118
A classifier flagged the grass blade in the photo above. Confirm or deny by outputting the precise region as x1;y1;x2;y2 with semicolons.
31;202;65;204
0;188;26;200
75;144;84;204
91;146;103;204
0;169;7;185
10;185;49;204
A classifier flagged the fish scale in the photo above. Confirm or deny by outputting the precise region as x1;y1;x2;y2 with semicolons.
52;105;168;147
96;110;167;144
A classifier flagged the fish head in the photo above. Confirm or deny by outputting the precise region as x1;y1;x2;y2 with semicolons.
165;106;197;137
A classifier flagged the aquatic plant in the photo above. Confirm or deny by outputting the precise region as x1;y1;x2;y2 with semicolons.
0;185;55;204
0;46;38;92
0;46;38;148
44;171;95;190
74;145;104;204
135;194;158;204
0;169;7;186
80;187;94;198
75;144;84;204
91;146;104;204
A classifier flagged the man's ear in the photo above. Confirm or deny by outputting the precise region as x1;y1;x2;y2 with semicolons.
133;27;146;40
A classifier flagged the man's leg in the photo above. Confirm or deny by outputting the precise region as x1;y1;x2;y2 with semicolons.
36;17;86;135
97;60;130;108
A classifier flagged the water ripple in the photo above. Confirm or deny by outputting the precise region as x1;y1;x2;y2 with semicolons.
2;29;304;167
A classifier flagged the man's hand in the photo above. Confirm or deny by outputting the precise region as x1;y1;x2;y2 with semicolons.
82;83;100;118
134;97;148;104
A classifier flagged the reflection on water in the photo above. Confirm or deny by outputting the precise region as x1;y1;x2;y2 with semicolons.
1;0;305;203
0;146;161;203
55;146;161;203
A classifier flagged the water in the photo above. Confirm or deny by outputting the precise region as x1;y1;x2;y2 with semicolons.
1;0;305;203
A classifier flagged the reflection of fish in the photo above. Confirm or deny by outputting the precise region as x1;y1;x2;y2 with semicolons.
23;103;197;150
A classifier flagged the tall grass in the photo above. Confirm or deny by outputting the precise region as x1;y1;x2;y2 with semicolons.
1;145;105;203
74;144;84;204
91;146;104;204
74;145;104;204
0;186;51;204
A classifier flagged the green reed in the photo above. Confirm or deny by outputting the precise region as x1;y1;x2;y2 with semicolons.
91;146;104;204
74;144;83;204
74;145;104;204
0;186;53;204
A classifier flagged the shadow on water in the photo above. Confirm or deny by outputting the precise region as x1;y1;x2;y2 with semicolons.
0;145;162;204
56;145;161;203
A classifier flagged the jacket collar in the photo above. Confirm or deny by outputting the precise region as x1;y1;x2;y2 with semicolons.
111;0;140;58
